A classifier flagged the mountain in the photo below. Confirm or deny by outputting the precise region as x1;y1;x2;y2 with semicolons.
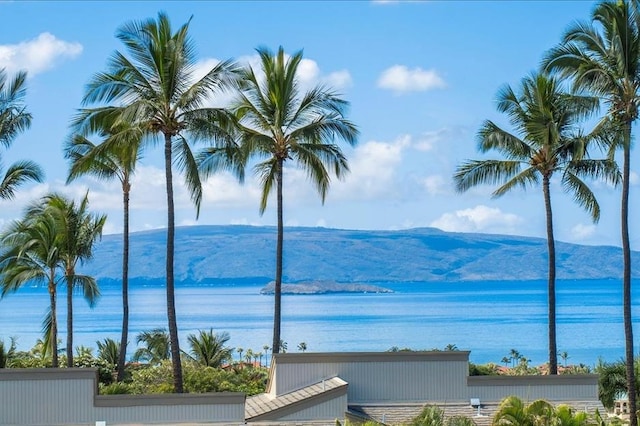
82;225;635;284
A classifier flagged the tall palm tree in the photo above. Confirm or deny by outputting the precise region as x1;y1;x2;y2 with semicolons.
28;193;106;367
454;72;618;375
186;329;233;368
0;69;43;199
0;210;63;367
65;123;142;381
73;12;238;392
224;46;358;353
543;0;640;418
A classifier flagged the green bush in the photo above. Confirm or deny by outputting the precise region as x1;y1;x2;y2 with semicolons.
125;360;268;395
100;382;132;394
446;416;477;426
469;362;498;376
409;405;445;426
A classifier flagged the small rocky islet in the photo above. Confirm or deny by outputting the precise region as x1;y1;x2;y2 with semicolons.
260;280;393;295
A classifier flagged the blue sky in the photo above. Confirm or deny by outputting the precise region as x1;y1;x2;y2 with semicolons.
3;0;633;248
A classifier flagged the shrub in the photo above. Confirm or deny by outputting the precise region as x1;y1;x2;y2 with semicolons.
409;405;445;426
469;362;498;376
100;382;132;394
446;416;477;426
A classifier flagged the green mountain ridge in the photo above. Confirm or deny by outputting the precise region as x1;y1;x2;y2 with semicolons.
82;225;636;284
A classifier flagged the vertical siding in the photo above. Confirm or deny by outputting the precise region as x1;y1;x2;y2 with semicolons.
1;370;245;425
278;393;348;421
273;353;469;403
2;378;95;425
467;376;599;402
94;403;245;424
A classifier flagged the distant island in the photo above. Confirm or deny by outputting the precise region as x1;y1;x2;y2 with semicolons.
260;280;394;295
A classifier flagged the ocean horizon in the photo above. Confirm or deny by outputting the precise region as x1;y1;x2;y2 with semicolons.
0;278;637;367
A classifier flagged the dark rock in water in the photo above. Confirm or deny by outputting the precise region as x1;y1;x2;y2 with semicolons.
260;280;394;295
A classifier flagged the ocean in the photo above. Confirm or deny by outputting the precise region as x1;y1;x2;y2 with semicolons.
0;279;636;367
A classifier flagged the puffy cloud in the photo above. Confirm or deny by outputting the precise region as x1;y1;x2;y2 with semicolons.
0;33;82;76
630;171;639;186
377;65;445;94
332;135;411;200
570;223;596;241
323;69;353;90
430;205;524;234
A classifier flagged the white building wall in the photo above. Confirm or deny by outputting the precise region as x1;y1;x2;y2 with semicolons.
467;375;599;402
0;369;245;426
271;352;470;403
277;393;348;422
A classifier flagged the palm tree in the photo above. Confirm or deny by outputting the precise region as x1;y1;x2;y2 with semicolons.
493;396;555;426
596;357;640;410
133;328;170;365
454;72;618;375
0;211;63;367
0;336;16;368
28;193;106;367
97;337;120;367
543;0;640;418
185;329;233;368
0;69;43;199
73;12;239;392
66;122;142;381
226;46;358;353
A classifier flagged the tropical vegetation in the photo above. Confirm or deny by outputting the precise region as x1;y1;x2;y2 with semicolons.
543;0;640;420
0;69;44;199
216;45;358;353
73;12;240;392
0;3;639;414
65;121;143;381
0;193;104;367
454;72;619;374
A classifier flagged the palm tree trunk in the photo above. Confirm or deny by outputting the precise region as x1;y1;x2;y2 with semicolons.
164;132;183;393
117;182;130;382
622;124;636;426
49;272;58;368
272;158;284;354
66;272;74;367
543;176;557;375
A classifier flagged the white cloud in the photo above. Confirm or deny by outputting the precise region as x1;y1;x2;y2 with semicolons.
0;33;82;76
430;205;524;234
323;70;353;90
332;135;411;200
630;171;639;186
298;58;320;83
377;65;445;94
422;175;448;195
570;223;596;240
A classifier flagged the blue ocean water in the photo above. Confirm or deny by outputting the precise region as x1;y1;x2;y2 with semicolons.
0;279;636;367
